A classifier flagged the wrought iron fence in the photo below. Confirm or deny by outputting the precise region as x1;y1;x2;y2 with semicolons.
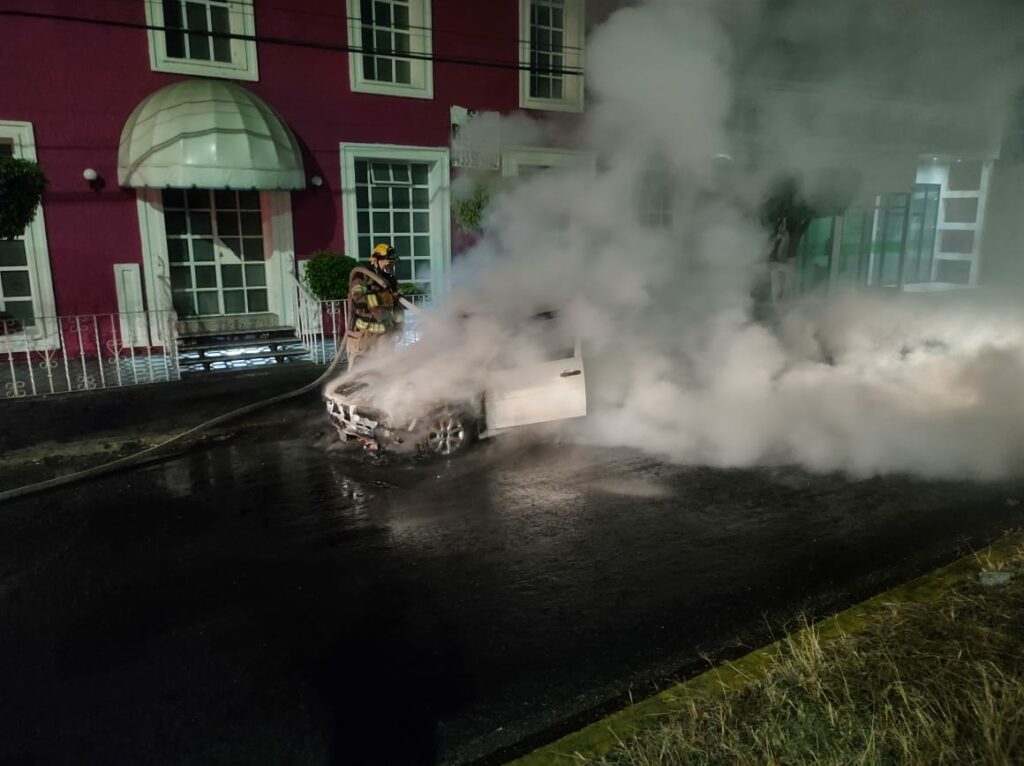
1;311;180;398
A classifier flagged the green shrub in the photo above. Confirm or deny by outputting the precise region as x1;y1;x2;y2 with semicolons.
453;183;491;233
303;250;358;301
0;157;47;240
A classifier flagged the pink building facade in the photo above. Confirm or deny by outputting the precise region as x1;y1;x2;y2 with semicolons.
1;0;587;345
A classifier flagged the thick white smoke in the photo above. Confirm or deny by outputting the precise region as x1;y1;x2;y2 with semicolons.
344;0;1024;479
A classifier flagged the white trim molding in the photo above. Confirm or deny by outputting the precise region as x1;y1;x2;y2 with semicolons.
519;0;585;113
338;143;451;298
0;120;58;351
145;0;259;81
501;147;596;177
346;0;434;100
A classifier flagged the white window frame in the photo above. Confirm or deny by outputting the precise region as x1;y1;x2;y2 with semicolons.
135;189;296;341
339;143;451;298
519;0;585;113
0;120;58;351
501;147;596;178
346;0;434;100
144;0;259;81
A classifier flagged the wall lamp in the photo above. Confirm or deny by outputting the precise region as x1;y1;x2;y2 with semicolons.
83;168;105;191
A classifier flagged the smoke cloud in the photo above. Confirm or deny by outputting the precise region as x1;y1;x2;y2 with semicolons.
343;0;1024;479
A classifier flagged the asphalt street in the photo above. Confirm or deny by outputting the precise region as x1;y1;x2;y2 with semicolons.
2;410;1023;765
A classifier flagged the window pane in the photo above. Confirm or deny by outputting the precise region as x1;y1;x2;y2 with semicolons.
240;212;262;235
396;259;412;280
170;266;192;289
216;211;240;236
173;292;197;317
371;187;389;207
940;229;975;254
1;271;32;298
414;259;431;281
355;161;369;183
247;289;268;312
162;188;186;209
414;236;430;258
223;289;245;314
189;211;212;235
0;240;27;267
244;263;266;286
195;265;217;288
393;212;410;233
221;264;243;288
165;212;188;236
242;237;264;261
392;187;410;208
358;237;372;258
237;190;261;210
375;30;392;54
4;299;34;326
186;189;210;209
377;58;393;82
193;238;215;261
392;236;410;257
214;189;236;209
356;186;369;208
166;239;188;263
413;212;429;232
163;0;186;57
412;188;429;209
362;55;377;80
411;164;428;185
185;2;211;60
197;292;220;315
394;3;409;27
373;212;390;231
210;4;231;62
374;1;392;26
221;238;242;259
357;212;370;231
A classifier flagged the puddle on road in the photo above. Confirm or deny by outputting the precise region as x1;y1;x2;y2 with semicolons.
588;477;670;499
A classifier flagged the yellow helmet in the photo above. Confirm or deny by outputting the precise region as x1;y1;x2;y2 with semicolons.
371;242;397;261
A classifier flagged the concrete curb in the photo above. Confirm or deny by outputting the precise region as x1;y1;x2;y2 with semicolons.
507;530;1024;765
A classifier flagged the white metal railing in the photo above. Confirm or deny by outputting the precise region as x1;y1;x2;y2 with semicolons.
1;310;180;398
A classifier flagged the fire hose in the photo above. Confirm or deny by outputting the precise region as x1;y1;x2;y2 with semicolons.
0;274;419;503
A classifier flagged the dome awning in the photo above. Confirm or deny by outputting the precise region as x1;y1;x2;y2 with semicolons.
118;79;305;190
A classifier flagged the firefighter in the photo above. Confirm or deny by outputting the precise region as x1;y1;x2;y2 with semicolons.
346;242;405;369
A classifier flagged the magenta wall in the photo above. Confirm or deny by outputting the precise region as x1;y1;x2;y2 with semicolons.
1;1;521;315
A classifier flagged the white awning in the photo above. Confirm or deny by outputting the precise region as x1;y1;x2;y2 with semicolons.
118;79;305;190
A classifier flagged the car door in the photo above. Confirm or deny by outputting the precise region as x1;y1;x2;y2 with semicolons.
484;340;587;431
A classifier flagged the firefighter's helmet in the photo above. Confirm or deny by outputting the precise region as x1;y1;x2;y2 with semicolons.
370;242;397;276
371;243;397;261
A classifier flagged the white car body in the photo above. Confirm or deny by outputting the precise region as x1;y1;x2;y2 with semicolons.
324;332;587;455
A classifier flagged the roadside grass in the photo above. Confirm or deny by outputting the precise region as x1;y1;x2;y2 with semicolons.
595;540;1024;766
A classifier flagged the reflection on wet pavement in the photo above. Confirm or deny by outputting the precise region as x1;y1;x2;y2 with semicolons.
2;431;1023;765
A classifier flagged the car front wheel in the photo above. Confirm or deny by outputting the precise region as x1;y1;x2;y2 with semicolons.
421;409;474;456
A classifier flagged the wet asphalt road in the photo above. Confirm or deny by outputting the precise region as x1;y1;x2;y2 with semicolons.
2;413;1024;765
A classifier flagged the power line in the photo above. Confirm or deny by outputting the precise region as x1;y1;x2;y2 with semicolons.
1;9;586;77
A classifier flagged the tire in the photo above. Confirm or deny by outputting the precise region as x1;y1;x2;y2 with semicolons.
420;408;475;457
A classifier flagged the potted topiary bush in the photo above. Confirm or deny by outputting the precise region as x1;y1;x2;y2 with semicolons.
303;250;358;301
0;156;47;240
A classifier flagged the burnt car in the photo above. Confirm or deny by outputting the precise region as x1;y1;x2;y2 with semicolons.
324;314;587;456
